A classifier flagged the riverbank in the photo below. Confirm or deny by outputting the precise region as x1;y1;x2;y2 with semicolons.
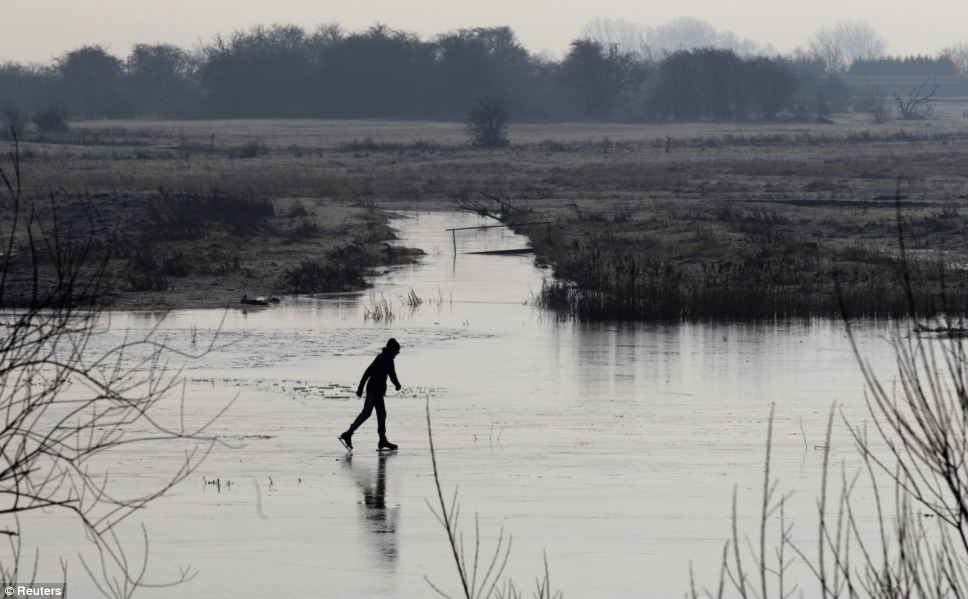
518;199;968;320
101;197;424;310
498;123;968;319
7;117;968;315
0;182;422;310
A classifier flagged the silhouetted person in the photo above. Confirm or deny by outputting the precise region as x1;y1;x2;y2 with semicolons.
339;338;402;451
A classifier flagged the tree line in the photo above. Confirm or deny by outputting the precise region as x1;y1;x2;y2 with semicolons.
848;55;958;77
0;22;958;126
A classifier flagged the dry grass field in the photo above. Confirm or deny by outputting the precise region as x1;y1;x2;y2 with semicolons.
6;113;968;315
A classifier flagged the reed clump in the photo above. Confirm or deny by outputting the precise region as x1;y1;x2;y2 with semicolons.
532;188;968;323
124;247;191;291
400;288;423;307
363;295;394;321
536;243;967;321
279;232;420;294
144;189;274;240
280;257;366;294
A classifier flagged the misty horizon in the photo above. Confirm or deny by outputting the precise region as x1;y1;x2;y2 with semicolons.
3;1;968;64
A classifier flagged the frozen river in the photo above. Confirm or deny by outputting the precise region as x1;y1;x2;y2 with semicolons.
23;211;906;597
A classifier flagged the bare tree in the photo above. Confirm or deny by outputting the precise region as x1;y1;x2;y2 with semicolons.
581;16;771;58
579;17;652;59
653;17;730;54
942;41;968;75
0;138;229;597
894;79;939;120
466;97;509;148
653;17;771;56
809;21;886;73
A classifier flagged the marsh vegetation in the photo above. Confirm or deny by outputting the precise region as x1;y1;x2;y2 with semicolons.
0;140;421;308
6;115;968;317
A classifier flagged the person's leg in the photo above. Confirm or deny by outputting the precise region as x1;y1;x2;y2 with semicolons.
347;395;376;434
374;395;387;441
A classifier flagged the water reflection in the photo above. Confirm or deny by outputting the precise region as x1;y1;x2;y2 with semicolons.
343;453;398;565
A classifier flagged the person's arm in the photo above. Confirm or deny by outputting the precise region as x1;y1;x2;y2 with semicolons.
389;360;401;391
357;359;374;397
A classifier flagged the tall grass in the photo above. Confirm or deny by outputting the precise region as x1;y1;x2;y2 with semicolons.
424;399;562;599
401;288;423;307
123;247;192;292
525;130;968;155
701;334;968;598
536;244;967;321
279;232;419;295
280;257;367;294
364;296;394;322
144;190;274;240
695;205;968;597
339;137;442;153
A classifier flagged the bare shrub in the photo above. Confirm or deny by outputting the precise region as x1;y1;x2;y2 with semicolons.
467;98;510;148
0;139;227;593
695;208;968;598
32;106;69;133
808;20;886;73
702;349;968;598
942;40;968;75
894;79;939;121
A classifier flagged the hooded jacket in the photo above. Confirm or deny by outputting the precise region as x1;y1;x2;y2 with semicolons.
357;349;400;397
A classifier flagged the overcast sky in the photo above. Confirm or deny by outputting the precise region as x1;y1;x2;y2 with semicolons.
3;0;966;63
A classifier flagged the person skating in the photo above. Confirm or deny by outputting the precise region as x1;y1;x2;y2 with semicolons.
339;338;402;451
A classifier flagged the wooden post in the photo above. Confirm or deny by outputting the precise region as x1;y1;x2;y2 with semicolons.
452;230;457;255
